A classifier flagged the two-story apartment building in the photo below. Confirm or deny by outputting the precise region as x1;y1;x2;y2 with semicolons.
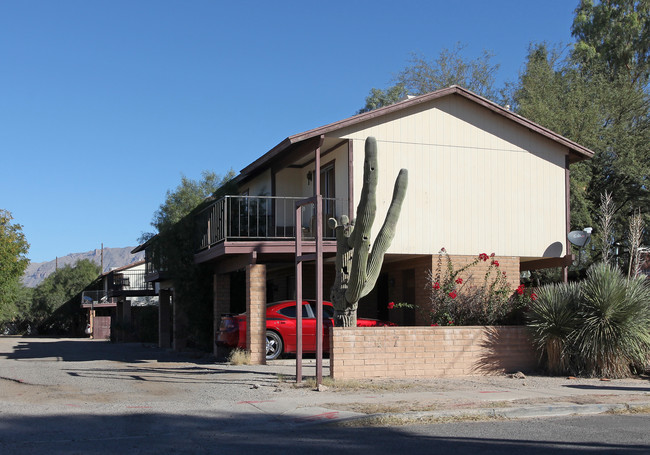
139;85;593;363
81;260;157;340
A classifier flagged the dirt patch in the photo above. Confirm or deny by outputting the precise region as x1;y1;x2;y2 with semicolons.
323;393;650;415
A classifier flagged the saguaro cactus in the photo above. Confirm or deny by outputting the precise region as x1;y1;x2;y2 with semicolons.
329;137;408;327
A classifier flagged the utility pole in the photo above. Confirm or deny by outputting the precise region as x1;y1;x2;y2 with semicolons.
101;243;104;273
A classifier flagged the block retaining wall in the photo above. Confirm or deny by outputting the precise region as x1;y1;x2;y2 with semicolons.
330;326;538;380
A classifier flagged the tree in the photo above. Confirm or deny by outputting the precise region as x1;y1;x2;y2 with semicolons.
148;170;237;235
31;259;100;325
512;42;650;266
358;43;501;113
572;0;650;87
142;169;237;349
0;209;30;324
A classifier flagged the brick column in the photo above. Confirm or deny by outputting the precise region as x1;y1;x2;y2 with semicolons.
159;290;171;348
246;264;266;365
214;272;231;359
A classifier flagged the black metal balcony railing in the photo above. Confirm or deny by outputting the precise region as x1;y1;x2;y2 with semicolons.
195;195;346;252
110;270;154;292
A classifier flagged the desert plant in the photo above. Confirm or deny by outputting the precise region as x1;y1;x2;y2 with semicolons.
228;348;251;365
527;282;580;374
627;208;644;278
598;191;615;265
426;249;523;326
329;137;408;327
572;262;650;378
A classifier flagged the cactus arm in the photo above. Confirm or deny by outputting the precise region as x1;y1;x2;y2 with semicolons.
362;169;408;298
347;137;378;248
345;137;379;303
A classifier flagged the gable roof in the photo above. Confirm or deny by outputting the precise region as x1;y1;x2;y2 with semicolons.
237;85;594;183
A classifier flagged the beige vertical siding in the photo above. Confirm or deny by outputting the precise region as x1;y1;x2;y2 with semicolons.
332;96;567;258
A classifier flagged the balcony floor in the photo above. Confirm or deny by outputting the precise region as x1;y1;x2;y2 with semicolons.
194;239;338;265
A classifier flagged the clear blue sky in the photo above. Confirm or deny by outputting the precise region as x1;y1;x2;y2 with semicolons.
1;0;577;264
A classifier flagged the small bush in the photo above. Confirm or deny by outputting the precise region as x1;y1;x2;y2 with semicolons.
228;348;250;365
527;282;580;374
425;249;529;326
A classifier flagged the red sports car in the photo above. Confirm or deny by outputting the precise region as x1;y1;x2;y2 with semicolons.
216;300;395;360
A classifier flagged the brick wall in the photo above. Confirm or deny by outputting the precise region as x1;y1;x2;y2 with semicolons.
246;264;266;365
330;326;537;379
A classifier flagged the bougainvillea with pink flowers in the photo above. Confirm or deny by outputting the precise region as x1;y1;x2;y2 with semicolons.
425;248;533;326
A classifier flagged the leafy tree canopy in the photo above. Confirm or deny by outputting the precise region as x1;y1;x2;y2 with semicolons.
572;0;650;87
0;209;30;323
143;170;237;239
513;40;650;264
31;259;100;323
140;169;238;349
358;43;501;113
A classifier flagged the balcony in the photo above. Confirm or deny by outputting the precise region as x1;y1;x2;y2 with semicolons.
108;269;155;296
81;290;116;307
82;269;156;306
195;195;346;252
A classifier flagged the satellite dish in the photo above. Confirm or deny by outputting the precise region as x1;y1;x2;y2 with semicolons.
568;230;591;248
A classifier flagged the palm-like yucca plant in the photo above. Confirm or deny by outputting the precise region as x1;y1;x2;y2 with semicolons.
527;282;580;375
572;263;650;378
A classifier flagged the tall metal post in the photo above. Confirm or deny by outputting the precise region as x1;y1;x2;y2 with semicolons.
294;135;325;385
295;203;303;383
314;141;324;386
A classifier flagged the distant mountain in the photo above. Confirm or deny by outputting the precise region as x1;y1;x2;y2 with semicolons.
22;247;145;288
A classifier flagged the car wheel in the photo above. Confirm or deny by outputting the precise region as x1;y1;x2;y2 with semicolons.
266;331;283;361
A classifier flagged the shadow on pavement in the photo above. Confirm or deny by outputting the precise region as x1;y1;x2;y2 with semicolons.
563;383;650;392
0;412;648;455
0;338;207;364
61;364;283;386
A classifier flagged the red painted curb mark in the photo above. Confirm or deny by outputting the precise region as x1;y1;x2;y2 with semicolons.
237;400;275;404
295;411;340;422
127;406;152;408
479;391;510;393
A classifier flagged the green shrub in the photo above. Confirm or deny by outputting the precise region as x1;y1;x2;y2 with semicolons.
527;282;580;374
572;263;650;378
527;263;650;378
